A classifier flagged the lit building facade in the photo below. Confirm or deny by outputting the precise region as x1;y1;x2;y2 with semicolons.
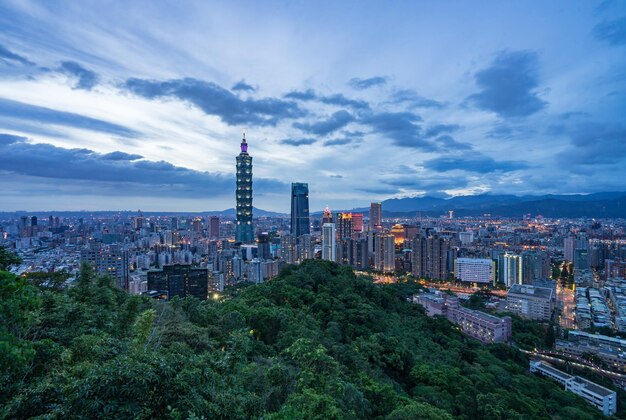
290;182;310;237
369;202;382;229
455;258;495;284
235;132;254;243
322;223;336;261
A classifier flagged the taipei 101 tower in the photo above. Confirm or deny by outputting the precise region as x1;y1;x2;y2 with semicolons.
235;131;254;243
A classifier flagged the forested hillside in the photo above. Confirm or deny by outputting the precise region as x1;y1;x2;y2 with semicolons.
0;259;611;419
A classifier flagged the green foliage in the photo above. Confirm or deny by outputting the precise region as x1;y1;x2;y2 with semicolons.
0;246;21;271
0;260;612;418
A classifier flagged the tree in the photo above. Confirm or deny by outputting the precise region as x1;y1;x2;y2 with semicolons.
0;246;21;271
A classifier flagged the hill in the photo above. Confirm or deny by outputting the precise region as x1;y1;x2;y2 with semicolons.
0;258;619;418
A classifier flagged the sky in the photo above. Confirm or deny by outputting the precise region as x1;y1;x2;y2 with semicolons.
0;0;625;213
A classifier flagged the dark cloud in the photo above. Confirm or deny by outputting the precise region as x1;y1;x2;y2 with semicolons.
348;76;387;90
284;89;316;100
381;176;467;192
124;77;305;126
593;17;626;46
101;151;143;161
59;61;99;90
0;135;286;197
0;133;26;144
356;186;400;195
0;98;140;138
423;154;528;173
363;111;439;151
319;93;370;110
434;135;473;151
293;110;355;136
280;138;316;146
323;131;364;147
424;124;460;138
0;44;34;66
467;50;547;117
557;123;626;165
329;174;343;178
231;80;256;92
388;89;446;109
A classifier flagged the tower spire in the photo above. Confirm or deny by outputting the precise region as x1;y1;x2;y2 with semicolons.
240;129;248;153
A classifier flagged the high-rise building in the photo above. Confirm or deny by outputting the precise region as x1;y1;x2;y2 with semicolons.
209;216;220;239
374;233;395;272
336;213;353;239
322;206;333;225
236;132;254;243
147;264;208;300
290;182;310;237
498;253;523;287
411;235;450;280
370;202;382;229
507;284;554;320
521;251;550;284
322;223;336;261
257;232;271;260
81;245;130;290
352;213;364;233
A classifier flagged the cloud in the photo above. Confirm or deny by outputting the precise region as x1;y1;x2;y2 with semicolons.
59;61;99;90
0;134;286;197
467;50;547;117
593;17;626;46
323;131;364;147
293;110;355;135
124;77;305;126
433;135;473;151
280;138;316;146
101;151;143;161
231;80;256;92
381;176;467;192
0;133;27;144
424;124;460;138
284;89;317;100
0;98;140;138
0;44;34;66
319;93;370;110
557;123;626;165
329;174;343;178
364;111;438;151
348;76;387;90
423;154;528;173
387;89;446;109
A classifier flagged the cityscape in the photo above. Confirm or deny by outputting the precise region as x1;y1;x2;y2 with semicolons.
1;1;626;418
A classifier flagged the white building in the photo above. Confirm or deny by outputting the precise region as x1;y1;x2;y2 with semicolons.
530;361;616;416
322;223;336;262
507;284;554;320
498;252;523;287
459;231;474;245
455;258;494;284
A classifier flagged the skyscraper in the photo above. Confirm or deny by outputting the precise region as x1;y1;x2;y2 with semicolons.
322;223;336;261
290;182;310;237
498;253;523;287
322;206;333;224
236;132;254;243
336;212;353;239
370;202;382;229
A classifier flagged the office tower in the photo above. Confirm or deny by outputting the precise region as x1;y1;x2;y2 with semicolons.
564;236;575;262
352;213;364;233
134;212;144;230
336;238;353;265
574;248;590;270
507;285;554;320
296;234;315;262
192;217;202;232
48;215;54;228
336;213;353;239
455;258;495;284
147;264;208;300
209;216;220;239
498;253;523;287
31;216;37;226
236;132;254;243
281;234;297;264
370;202;382;229
352;238;370;270
257;232;271;260
521;251;550;284
411;235;450;280
374;233;395;272
171;217;179;230
290;182;310;237
391;224;405;245
322;223;336;261
322;206;333;224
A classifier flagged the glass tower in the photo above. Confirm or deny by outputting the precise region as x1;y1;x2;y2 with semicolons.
236;132;254;243
290;182;310;237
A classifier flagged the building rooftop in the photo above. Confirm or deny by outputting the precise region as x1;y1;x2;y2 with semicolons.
536;362;573;381
571;377;615;397
508;284;553;300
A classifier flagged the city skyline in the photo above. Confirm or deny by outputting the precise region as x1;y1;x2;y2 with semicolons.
1;1;625;212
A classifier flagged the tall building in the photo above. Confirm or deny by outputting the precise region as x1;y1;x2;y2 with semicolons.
209;216;220;239
290;182;310;237
257;232;271;260
370;202;382;229
507;284;554;320
352;213;364;233
322;206;333;224
498;253;523;287
374;233;395;272
521;251;550;284
336;213;353;239
236;132;254;243
147;264;208;300
411;235;450;280
322;223;336;261
81;245;130;290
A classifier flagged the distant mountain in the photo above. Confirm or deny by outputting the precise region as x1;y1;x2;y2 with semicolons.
0;207;288;219
311;192;626;219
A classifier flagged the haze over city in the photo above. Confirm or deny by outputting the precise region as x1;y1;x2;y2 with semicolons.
1;0;625;212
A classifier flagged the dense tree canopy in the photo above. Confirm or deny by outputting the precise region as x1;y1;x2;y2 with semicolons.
0;258;618;418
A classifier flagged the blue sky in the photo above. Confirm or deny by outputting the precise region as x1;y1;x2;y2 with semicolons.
0;0;625;212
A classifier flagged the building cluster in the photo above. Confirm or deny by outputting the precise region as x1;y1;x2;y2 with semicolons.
530;360;617;416
412;291;512;344
555;331;626;373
